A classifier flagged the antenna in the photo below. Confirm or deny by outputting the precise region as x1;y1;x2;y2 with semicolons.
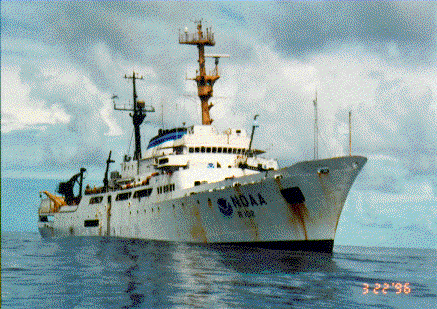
248;114;259;153
114;71;155;161
179;20;228;125
313;91;318;160
103;151;115;192
349;110;352;156
161;100;164;130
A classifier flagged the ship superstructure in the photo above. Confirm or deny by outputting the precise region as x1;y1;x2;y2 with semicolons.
38;21;366;252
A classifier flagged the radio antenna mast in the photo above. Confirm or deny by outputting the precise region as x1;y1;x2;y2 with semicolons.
313;91;318;160
114;71;155;160
349;110;352;156
179;20;228;125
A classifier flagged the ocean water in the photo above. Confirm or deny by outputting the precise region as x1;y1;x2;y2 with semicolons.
1;232;436;309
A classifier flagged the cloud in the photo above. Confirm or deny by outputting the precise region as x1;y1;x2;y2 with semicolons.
266;2;437;64
1;66;71;133
1;1;436;187
350;74;437;179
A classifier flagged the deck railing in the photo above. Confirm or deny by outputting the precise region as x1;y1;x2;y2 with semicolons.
179;31;215;45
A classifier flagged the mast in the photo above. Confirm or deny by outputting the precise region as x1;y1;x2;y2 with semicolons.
179;20;227;125
114;71;155;160
248;114;259;153
349;110;352;156
313;91;318;160
103;151;115;192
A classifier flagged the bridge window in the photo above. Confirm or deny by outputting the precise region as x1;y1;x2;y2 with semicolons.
157;184;175;194
189;147;194;153
223;148;228;153
212;147;217;153
116;192;131;201
195;147;200;152
217;147;222;153
159;158;169;164
233;148;237;154
201;147;206;153
207;147;211;153
133;188;152;199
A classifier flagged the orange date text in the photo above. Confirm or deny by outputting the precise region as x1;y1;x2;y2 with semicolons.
362;283;411;295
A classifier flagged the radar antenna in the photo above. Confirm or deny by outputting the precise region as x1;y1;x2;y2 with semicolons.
113;72;155;160
179;20;228;125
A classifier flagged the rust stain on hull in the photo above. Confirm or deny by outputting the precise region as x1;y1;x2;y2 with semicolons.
318;172;343;234
171;204;181;240
287;202;309;240
275;178;309;240
241;213;259;241
189;204;208;243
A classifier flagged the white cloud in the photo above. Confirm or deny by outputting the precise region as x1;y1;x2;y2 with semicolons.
99;99;123;137
1;66;71;133
2;2;436;183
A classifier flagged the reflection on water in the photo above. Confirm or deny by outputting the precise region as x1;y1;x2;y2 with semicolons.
84;238;339;308
210;245;337;273
3;233;435;308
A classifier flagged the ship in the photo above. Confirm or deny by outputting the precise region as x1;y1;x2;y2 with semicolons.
38;21;367;253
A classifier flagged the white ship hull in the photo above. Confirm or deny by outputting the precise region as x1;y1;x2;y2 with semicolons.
39;156;366;252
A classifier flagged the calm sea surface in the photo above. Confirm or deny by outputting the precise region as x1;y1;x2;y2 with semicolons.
1;232;436;309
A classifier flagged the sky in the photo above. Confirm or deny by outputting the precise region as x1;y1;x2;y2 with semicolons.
1;1;436;249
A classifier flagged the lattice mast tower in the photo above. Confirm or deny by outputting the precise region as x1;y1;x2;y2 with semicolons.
179;20;222;125
114;72;155;161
